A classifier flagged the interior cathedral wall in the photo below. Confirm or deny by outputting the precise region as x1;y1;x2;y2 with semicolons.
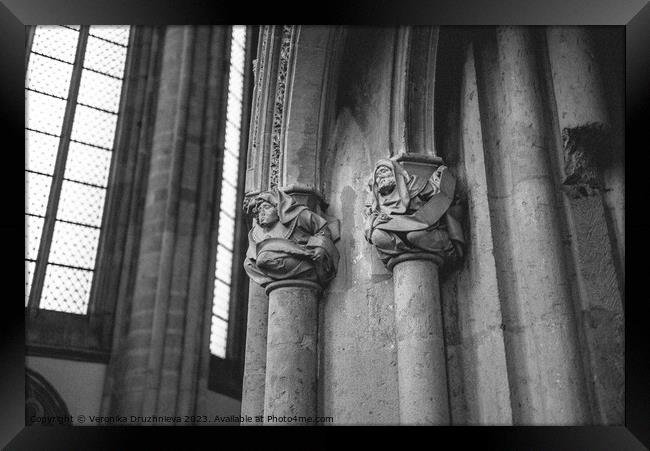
26;25;623;426
262;25;624;424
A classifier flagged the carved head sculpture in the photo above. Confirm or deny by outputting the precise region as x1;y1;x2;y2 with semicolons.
254;200;279;227
368;159;418;216
364;157;466;267
249;190;308;228
375;163;396;195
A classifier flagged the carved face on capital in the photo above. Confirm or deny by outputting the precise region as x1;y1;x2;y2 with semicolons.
255;200;279;227
375;164;397;195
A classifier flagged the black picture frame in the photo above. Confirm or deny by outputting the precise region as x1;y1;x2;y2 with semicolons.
4;0;648;448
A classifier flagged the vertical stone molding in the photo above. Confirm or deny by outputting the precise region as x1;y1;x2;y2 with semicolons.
391;256;448;424
263;281;320;424
546;26;624;424
101;26;230;420
269;25;295;190
456;42;513;424
474;27;591;424
364;156;465;424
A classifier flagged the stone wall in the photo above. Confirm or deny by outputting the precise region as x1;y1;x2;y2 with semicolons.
319;27;400;425
240;25;624;425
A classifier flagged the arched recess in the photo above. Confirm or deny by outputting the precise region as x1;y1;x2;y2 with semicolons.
317;27;402;424
279;26;346;211
25;367;71;424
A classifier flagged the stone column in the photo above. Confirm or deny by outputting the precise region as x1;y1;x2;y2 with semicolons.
474;27;591;424
240;281;268;422
389;254;448;425
263;280;320;425
101;26;231;420
363;155;463;425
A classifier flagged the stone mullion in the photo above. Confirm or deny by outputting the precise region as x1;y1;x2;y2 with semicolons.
28;26;89;312
474;27;590;424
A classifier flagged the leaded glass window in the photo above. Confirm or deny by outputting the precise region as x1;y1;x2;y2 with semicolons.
25;25;131;315
210;26;248;358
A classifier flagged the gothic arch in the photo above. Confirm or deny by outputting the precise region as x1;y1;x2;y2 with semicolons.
25;367;70;424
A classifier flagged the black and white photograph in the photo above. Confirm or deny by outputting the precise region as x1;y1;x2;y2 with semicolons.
23;23;626;427
6;1;648;446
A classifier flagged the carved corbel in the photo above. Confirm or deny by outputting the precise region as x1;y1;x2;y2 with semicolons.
363;154;464;270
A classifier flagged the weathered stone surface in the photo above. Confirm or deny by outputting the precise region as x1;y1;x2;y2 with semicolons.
319;28;400;424
238;25;623;427
439;42;512;425
363;158;464;267
474;27;591;424
240;281;268;422
263;283;319;424
561;123;611;196
393;258;449;424
547;27;624;424
243;190;339;288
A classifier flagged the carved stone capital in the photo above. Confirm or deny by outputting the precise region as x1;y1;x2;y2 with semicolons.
364;155;465;271
243;190;340;289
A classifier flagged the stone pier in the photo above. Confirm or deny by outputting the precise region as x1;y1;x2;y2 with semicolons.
389;254;449;425
263;280;320;425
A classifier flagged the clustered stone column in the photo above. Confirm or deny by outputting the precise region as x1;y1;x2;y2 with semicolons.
101;26;231;421
363;155;465;424
242;190;339;425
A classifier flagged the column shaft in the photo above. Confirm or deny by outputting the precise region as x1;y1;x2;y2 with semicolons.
240;281;269;421
475;27;590;424
264;284;319;424
393;258;448;425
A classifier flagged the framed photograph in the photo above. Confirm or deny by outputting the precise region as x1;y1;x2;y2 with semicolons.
4;0;648;448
